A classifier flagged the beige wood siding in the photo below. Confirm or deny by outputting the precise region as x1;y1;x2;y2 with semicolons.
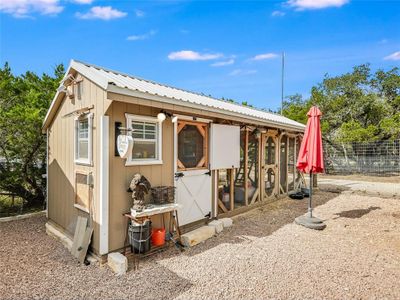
48;81;304;255
107;101;174;252
47;73;107;254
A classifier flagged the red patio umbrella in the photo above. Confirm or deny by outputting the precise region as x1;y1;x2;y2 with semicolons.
295;106;326;230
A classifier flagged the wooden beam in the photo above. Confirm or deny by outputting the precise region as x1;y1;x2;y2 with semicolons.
204;125;209;168
177;159;185;170
177;122;185;134
286;136;289;193
258;134;262;201
196;156;206;168
62;105;94;118
250;188;259;205
196;124;206;137
230;168;234;211
244;130;249;206
218;199;228;213
274;135;279;196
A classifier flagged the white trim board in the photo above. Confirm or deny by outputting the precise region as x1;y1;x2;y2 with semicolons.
46;128;49;218
99;116;109;255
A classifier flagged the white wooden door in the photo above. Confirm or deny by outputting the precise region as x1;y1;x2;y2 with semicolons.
174;119;212;226
175;169;212;225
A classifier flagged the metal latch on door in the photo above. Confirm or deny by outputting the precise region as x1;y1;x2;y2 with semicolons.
175;172;184;178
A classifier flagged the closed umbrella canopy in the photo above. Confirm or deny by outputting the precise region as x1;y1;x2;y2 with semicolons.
294;106;326;230
296;106;324;174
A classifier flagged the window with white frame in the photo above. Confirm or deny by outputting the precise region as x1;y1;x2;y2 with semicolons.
75;113;93;165
125;114;162;165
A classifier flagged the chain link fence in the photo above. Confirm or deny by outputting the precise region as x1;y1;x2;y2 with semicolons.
323;139;400;176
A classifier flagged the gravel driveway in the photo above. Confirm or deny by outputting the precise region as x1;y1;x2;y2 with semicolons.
319;175;400;198
1;181;399;300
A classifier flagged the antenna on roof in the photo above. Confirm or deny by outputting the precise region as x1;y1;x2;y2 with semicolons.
281;51;285;115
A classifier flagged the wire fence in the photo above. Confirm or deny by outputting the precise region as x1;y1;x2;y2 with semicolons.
324;139;400;176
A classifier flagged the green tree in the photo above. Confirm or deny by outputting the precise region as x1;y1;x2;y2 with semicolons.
283;64;400;143
0;63;64;208
282;94;311;125
241;101;253;107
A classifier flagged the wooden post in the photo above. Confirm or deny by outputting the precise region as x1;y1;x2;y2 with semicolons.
260;134;264;202
230;168;234;211
294;137;297;189
257;134;262;202
217;170;220;213
286;136;289;193
277;134;281;195
244;130;249;206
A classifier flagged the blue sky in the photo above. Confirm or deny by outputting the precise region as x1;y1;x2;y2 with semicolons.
1;0;399;110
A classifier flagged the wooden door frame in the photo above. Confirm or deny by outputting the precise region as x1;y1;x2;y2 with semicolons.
286;133;297;192
176;120;209;171
173;115;213;225
278;132;288;194
216;168;235;214
261;131;279;201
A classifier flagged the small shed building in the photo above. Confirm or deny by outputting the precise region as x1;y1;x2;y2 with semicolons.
42;60;305;258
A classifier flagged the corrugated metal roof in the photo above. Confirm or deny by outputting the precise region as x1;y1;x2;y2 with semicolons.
46;60;305;131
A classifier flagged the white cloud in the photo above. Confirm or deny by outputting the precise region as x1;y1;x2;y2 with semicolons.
72;0;93;4
287;0;349;10
76;6;127;20
0;0;63;17
251;53;279;61
168;50;223;61
271;10;286;17
127;30;157;41
135;9;144;17
384;51;400;61
229;69;257;76
211;59;235;67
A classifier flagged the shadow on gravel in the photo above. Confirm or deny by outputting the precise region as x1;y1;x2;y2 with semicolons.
335;206;381;219
155;185;350;259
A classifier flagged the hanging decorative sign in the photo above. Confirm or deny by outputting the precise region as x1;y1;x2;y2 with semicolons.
117;135;134;158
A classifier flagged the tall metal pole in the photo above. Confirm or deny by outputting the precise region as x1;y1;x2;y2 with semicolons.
308;171;313;218
281;51;285;115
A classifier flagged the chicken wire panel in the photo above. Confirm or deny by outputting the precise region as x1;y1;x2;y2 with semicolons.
324;140;400;176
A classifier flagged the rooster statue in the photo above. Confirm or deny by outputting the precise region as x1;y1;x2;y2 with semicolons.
128;173;151;212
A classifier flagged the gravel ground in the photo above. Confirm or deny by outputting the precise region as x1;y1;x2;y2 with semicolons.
320;174;400;184
319;176;400;198
1;182;399;300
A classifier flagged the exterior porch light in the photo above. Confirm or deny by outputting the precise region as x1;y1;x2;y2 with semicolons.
158;110;177;123
157;112;166;122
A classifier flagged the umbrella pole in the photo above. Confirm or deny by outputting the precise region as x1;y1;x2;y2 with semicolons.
295;170;326;230
308;171;313;218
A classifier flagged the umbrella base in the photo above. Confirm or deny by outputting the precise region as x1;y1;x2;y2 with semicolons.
295;215;326;230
